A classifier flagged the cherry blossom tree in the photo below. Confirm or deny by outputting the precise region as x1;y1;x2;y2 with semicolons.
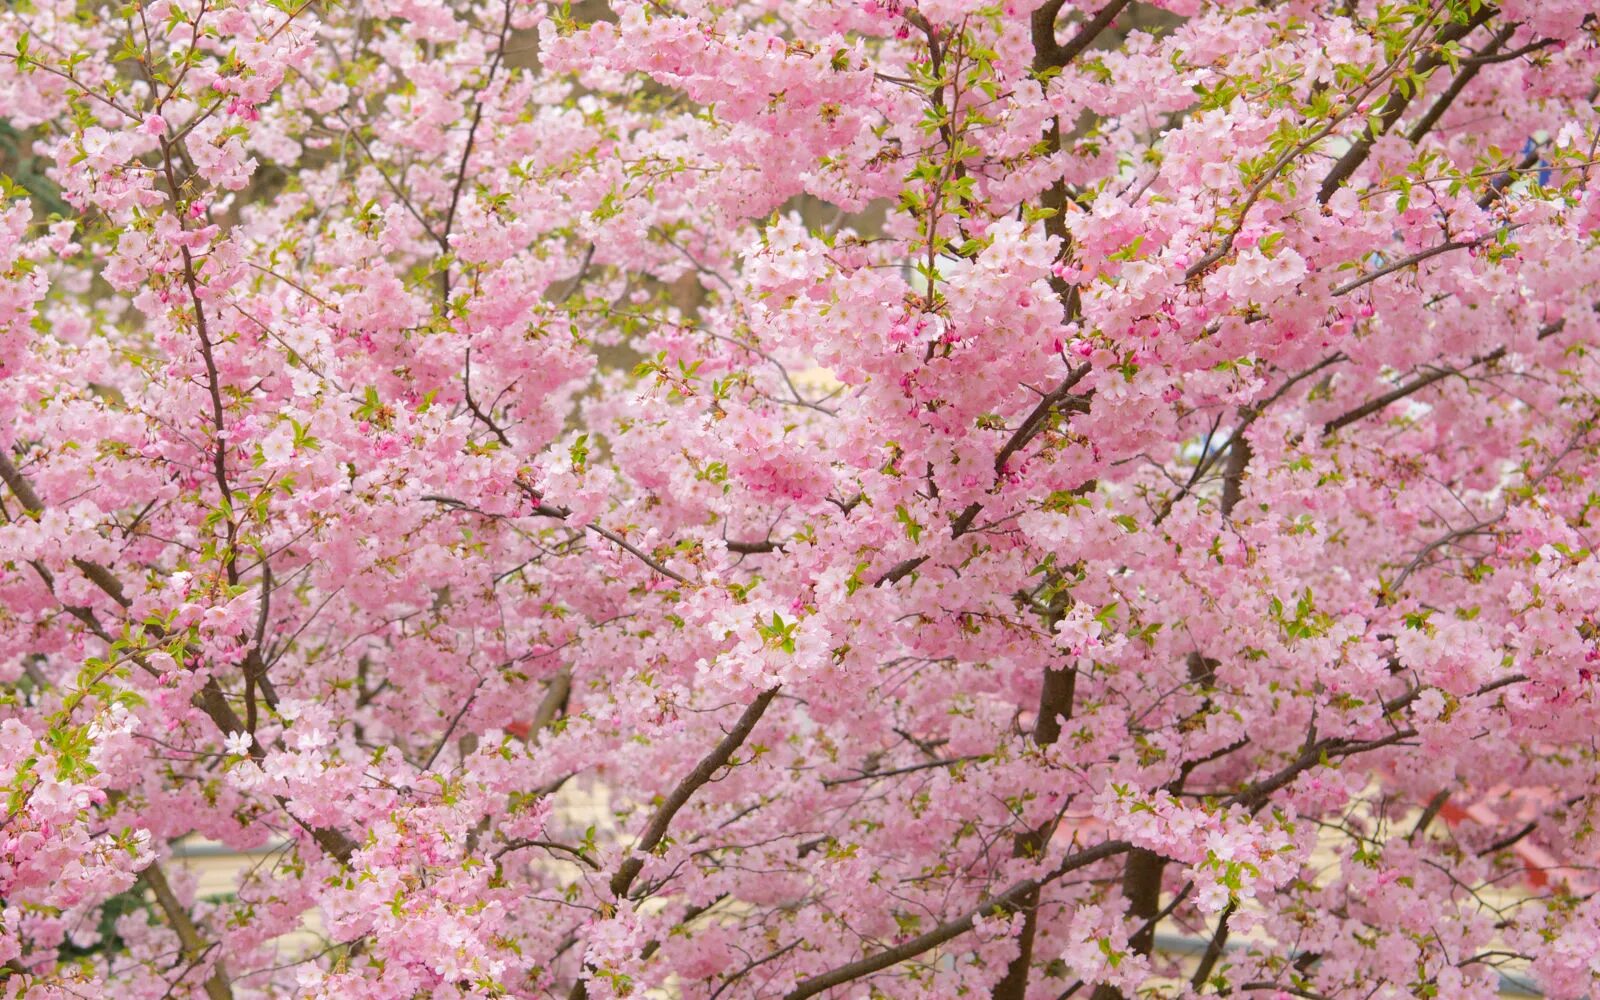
2;0;1600;996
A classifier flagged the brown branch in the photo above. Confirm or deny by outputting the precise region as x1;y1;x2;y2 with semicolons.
993;593;1078;999
570;687;779;999
877;367;1090;591
0;449;360;865
421;682;481;771
1322;316;1563;435
1229;729;1419;812
1218;431;1251;519
874;554;928;587
1033;0;1132;69
1238;984;1331;1000
1329;226;1520;299
1182;30;1433;283
154;136;239;590
439;0;515;302
326;108;446;247
1458;34;1558;65
1410;789;1453;841
1189;902;1236;991
1477;819;1539;857
1029;0;1069;68
1153;353;1344;526
140;861;233;1000
1390;515;1500;593
613;688;777;898
423;493;693;584
494;838;601;870
587;523;690;584
994;365;1092;476
782;840;1133;1000
726;538;785;554
821;755;978;787
1323;349;1500;433
550;243;597;303
528;668;572;736
1478;142;1543;207
462;347;515;447
1317;5;1498;204
1087;847;1170;1000
1403;24;1516;144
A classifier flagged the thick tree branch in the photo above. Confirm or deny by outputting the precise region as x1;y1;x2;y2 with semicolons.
1317;6;1498;204
783;840;1133;1000
1322;317;1562;435
570;687;779;999
1032;0;1131;69
1323;349;1501;434
1189;902;1236;990
1477;819;1539;857
1218;431;1251;519
141;861;233;1000
995;365;1093;476
611;687;778;899
992;607;1078;999
1403;24;1516;144
1087;847;1169;1000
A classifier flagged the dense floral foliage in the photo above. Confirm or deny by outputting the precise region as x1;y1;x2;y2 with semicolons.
2;0;1599;996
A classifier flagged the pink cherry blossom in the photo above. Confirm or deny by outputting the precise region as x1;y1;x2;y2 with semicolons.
2;0;1600;997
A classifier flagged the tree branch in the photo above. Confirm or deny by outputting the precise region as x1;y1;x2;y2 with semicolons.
1322;315;1563;435
0;449;359;865
993;596;1078;1000
439;0;515;302
569;687;779;999
1317;6;1498;204
995;365;1092;476
1189;901;1236;990
784;840;1133;1000
1033;0;1132;69
141;861;233;1000
1329;226;1519;299
1403;24;1516;144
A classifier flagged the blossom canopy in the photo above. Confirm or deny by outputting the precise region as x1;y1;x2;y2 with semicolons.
2;0;1600;998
